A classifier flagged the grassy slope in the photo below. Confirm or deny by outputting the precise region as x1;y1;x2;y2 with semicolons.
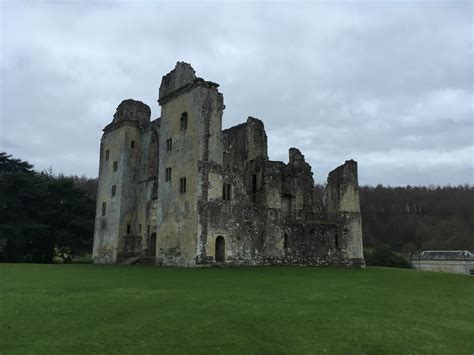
0;264;473;354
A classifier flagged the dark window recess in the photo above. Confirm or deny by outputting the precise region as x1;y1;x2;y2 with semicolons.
252;174;258;193
335;232;339;249
165;167;172;182
133;174;136;182
139;224;142;234
180;112;188;131
180;177;187;193
111;185;116;197
166;138;173;151
222;183;232;201
131;140;135;148
105;149;109;161
101;202;107;216
127;224;131;234
284;233;289;249
113;161;118;172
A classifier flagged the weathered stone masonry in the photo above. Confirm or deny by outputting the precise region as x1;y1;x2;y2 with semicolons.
92;62;365;267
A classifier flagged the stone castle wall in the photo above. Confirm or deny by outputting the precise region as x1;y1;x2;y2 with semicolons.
93;62;365;268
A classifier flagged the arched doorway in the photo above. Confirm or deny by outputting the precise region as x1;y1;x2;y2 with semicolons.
215;236;225;262
149;233;157;257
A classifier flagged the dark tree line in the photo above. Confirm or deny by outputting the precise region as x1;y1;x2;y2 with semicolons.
0;152;96;263
360;185;474;253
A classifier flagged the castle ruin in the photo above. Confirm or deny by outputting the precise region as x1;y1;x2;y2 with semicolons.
92;62;365;267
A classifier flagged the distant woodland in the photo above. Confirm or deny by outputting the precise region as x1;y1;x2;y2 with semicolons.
0;152;472;262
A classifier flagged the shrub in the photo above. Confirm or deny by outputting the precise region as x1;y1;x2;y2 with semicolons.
365;246;412;269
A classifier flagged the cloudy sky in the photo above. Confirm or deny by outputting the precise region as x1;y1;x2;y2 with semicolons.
1;0;472;186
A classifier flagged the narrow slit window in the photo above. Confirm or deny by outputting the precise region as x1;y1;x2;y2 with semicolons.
101;202;107;216
165;167;172;182
180;112;188;131
166;138;173;151
111;185;116;197
180;177;187;193
113;161;118;172
223;183;232;201
127;224;131;234
105;149;110;161
131;140;135;148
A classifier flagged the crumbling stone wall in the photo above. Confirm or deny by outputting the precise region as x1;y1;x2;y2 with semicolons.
92;62;365;268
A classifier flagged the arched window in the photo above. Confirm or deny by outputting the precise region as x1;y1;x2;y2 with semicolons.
215;236;225;262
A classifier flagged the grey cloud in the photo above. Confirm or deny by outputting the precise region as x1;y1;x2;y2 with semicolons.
1;0;472;185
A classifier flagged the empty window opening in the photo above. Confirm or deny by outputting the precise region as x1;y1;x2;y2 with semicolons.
215;236;225;262
180;112;188;131
180;177;187;193
131;140;135;148
166;138;173;151
149;233;157;257
113;161;118;172
101;202;107;216
222;183;232;201
252;174;258;193
111;185;116;197
139;224;142;234
165;167;172;182
284;233;289;249
335;232;339;249
105;149;110;161
127;224;131;234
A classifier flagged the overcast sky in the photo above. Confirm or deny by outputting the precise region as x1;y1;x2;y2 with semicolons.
1;0;473;186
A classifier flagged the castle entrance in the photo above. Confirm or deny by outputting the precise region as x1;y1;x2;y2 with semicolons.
149;233;156;257
215;236;225;262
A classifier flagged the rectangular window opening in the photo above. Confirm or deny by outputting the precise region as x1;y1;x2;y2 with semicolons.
101;202;107;216
105;149;110;161
165;167;172;182
180;112;188;131
131;140;135;148
113;161;118;172
166;138;173;151
223;183;232;201
111;185;116;197
180;177;187;193
127;224;131;234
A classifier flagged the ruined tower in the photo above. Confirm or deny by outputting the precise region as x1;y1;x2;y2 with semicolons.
156;62;224;266
326;160;365;266
92;62;365;268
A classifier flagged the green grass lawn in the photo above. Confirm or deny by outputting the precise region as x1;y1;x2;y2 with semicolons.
0;264;473;354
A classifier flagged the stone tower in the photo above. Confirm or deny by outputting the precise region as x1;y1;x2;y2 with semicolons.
326;160;365;267
92;100;151;263
156;62;225;266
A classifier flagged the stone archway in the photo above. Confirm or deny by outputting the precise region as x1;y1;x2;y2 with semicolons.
149;233;157;257
215;236;225;262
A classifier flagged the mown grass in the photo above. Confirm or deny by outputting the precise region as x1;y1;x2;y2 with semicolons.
0;264;473;354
